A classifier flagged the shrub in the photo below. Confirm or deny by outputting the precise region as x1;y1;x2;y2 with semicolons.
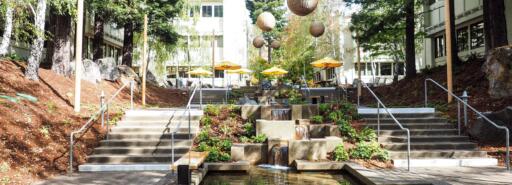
356;127;377;142
219;152;231;161
333;144;349;161
337;120;357;141
252;134;267;143
240;136;251;143
319;104;330;115
201;116;213;126
219;139;233;151
197;129;210;143
328;111;340;122
243;122;255;135
311;115;324;124
204;105;220;116
206;146;221;162
373;149;390;161
197;143;210;152
350;142;377;160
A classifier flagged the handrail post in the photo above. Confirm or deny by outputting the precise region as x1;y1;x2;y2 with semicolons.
106;104;110;140
457;101;461;136
377;103;380;137
68;133;74;175
172;131;175;174
406;129;411;172
130;80;134;109
461;91;469;127
100;91;105;127
424;79;428;107
506;128;510;171
188;108;191;139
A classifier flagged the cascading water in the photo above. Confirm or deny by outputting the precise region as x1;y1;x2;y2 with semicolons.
271;108;291;120
295;125;309;140
268;144;289;167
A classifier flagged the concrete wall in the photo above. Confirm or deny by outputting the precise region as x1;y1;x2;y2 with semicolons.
256;120;295;140
231;143;268;165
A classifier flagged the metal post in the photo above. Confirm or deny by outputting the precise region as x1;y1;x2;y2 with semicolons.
462;91;469;127
106;104;110;140
130;80;134;109
377;103;380;137
100;91;105;127
506;129;510;171
172;131;175;174
406;129;411;171
457;101;461;136
424;80;428;107
188;109;191;139
68;134;74;175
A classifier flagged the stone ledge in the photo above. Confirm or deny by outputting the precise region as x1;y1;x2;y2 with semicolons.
294;160;346;171
204;161;250;172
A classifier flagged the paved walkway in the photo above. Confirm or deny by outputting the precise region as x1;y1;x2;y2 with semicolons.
33;172;176;185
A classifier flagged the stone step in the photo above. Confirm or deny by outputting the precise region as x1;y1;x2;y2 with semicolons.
86;154;184;163
100;139;193;147
393;158;498;168
122;115;202;122
364;117;448;124
117;120;200;127
378;129;459;136
110;126;199;133
93;146;190;155
107;133;196;140
79;163;174;172
125;109;203;117
365;123;454;130
359;113;438;119
378;135;470;143
382;142;478;151
388;150;489;159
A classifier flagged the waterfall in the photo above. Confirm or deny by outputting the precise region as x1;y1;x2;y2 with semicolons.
268;144;288;166
295;125;309;140
271;108;291;120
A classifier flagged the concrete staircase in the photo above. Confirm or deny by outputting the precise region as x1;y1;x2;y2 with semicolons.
361;110;497;167
79;108;202;172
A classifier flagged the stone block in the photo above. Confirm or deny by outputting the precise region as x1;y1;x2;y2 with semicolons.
241;105;261;120
294;160;346;171
256;120;296;140
289;140;327;165
296;119;310;125
260;106;272;120
301;104;319;119
308;124;326;138
325;125;341;137
231;143;268;165
205;161;250;172
325;136;343;152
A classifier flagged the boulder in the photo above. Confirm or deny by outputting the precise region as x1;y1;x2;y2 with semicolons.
71;59;101;84
117;65;140;85
98;58;120;81
483;46;512;98
468;107;512;146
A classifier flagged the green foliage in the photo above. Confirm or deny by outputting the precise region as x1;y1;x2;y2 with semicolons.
288;89;304;104
243;122;255;135
252;134;267;143
337;120;357;141
349;142;389;161
240;136;251;143
197;128;210;143
218;139;233;151
45;101;57;114
356;127;377;142
328;111;341;122
319;104;330;115
204;105;220;116
310;115;324;124
201;116;213;127
333;144;349;161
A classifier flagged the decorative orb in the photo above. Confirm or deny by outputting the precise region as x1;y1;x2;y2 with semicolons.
256;12;276;32
253;36;265;48
287;0;319;16
270;40;281;49
309;21;325;37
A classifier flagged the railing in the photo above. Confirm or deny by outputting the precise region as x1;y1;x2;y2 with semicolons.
68;80;135;174
359;82;411;171
301;75;311;99
424;78;510;171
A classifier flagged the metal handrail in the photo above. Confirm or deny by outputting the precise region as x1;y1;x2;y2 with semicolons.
425;78;510;171
69;80;134;174
359;82;411;171
301;75;311;98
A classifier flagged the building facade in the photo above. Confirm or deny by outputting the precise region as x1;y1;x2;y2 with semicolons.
168;0;250;87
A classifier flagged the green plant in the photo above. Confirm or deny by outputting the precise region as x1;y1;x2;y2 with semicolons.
337;120;357;141
350;142;376;160
219;139;233;151
204;105;220;116
201;116;213;126
328;111;340;122
288;89;304;104
197;143;210;152
333;144;349;161
311;115;324;124
206;146;222;162
45;101;57;114
373;149;390;161
243;122;254;135
319;104;330;115
252;134;267;143
356;127;377;142
61;119;73;126
220;124;232;137
197;129;210;143
240;136;251;143
219;152;231;161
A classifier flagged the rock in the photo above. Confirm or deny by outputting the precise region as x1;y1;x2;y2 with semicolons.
98;58;120;81
117;65;140;85
483;46;512;98
71;59;101;84
468;107;512;146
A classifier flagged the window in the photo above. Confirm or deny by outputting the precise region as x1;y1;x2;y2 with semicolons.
216;36;223;48
326;68;336;79
215;70;224;78
380;63;392;76
470;22;484;49
434;35;445;58
457;27;469;51
202;6;212;17
189;6;200;17
214;5;223;17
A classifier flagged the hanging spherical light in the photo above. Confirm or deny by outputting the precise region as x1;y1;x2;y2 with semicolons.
256;12;276;32
253;36;265;48
270;40;281;49
287;0;319;16
309;21;325;37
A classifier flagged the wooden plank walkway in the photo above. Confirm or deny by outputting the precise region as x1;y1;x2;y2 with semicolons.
171;151;209;170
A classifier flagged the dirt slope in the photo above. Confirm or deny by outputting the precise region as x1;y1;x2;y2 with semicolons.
0;59;187;184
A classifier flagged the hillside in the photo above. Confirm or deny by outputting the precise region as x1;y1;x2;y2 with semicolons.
0;59;187;184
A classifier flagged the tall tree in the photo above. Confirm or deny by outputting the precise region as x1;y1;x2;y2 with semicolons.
0;0;15;56
88;0;113;62
47;0;75;76
25;0;46;80
483;0;508;52
404;0;416;78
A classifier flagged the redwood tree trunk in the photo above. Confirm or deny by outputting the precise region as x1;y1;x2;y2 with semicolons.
50;12;72;76
404;0;416;78
93;14;104;62
25;0;47;81
122;22;134;67
0;2;14;56
483;0;509;52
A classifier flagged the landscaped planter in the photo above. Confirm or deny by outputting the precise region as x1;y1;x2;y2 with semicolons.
291;104;319;120
308;124;341;138
256;119;295;140
231;143;268;165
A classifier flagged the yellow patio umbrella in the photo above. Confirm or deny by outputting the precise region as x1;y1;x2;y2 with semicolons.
187;68;213;76
311;57;343;69
261;66;288;76
214;61;242;71
226;68;253;74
